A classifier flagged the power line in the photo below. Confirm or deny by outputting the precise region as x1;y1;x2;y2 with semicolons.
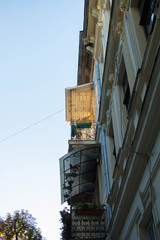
0;109;64;143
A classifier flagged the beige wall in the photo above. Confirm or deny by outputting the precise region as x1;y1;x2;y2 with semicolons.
90;0;160;239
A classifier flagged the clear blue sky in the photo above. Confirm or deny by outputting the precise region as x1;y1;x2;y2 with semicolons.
0;0;84;239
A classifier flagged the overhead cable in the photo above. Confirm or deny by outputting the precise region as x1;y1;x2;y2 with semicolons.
0;109;64;143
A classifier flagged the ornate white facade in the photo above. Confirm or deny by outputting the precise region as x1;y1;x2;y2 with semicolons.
59;0;160;239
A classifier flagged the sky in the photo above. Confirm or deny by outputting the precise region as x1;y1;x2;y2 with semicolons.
0;0;84;239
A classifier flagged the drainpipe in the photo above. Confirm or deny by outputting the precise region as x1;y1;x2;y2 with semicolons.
102;127;112;221
95;60;101;102
95;61;112;221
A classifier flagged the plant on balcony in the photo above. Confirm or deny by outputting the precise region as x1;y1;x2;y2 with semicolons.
65;172;77;178
76;123;91;128
65;173;75;185
69;163;80;172
59;207;71;240
63;183;72;190
63;184;72;198
73;198;104;215
64;164;80;184
73;202;104;210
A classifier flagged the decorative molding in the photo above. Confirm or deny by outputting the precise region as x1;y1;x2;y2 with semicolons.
102;0;107;10
97;0;103;10
89;34;95;44
116;20;123;34
106;104;112;136
91;7;99;19
114;40;123;85
106;89;112;98
113;67;118;88
119;0;127;12
106;109;112;127
109;72;114;86
83;37;89;46
93;21;103;60
114;55;120;85
96;21;103;30
83;35;95;55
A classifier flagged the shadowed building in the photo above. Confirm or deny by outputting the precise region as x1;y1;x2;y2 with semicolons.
59;1;160;239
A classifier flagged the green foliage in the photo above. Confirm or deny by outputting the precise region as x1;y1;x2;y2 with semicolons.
62;184;72;191
65;173;77;179
59;208;71;240
0;210;45;240
73;201;104;210
59;208;69;225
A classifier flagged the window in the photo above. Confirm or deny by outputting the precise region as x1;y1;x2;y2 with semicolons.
118;55;131;112
139;0;156;37
108;121;117;159
122;70;131;111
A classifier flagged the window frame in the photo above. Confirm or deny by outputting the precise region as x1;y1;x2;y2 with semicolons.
118;55;131;112
139;0;156;37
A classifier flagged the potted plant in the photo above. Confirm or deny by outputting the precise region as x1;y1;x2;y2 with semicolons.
73;198;104;215
65;172;78;178
69;163;80;172
64;164;80;184
65;173;74;184
63;184;72;198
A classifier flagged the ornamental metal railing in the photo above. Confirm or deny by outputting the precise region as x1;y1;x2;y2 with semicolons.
70;209;107;239
60;144;100;204
71;122;96;141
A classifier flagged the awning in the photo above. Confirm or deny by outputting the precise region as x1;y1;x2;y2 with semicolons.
65;82;95;122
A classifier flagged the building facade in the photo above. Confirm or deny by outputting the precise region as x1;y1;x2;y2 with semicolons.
59;0;160;239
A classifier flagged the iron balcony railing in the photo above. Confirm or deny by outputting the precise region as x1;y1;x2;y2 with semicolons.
70;208;108;239
60;144;100;204
71;122;96;141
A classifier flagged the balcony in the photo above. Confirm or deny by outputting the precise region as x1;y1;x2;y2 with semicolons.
65;83;95;123
59;144;100;204
71;208;107;239
65;82;97;152
60;207;109;240
69;122;97;152
71;122;96;141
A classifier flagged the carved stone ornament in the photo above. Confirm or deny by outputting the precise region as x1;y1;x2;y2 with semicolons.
114;53;121;83
83;37;89;46
96;21;103;30
97;0;103;10
89;35;95;45
116;20;123;35
106;105;112;129
86;46;94;55
109;73;114;86
114;43;122;84
114;67;119;87
119;0;127;12
91;7;99;19
106;89;112;99
102;0;107;10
